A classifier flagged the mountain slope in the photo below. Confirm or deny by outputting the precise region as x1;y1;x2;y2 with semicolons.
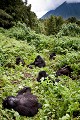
41;2;80;19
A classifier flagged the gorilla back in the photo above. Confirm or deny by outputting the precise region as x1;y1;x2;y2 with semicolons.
2;87;42;117
30;55;46;68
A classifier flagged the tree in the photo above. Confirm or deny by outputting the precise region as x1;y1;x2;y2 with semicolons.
24;0;27;5
56;16;64;33
46;16;56;35
0;0;37;29
67;17;77;23
0;9;15;28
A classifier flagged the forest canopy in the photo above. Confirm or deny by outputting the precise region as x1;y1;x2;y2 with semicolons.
0;0;37;29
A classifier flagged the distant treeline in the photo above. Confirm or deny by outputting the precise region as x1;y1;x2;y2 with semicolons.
0;0;37;29
0;0;80;36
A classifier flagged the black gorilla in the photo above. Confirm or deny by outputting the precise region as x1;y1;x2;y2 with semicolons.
37;71;48;82
29;55;46;68
37;71;60;83
4;63;15;69
56;65;73;77
16;56;25;66
2;87;42;117
49;52;56;60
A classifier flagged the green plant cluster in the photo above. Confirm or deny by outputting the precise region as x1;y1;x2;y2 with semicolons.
0;0;37;29
57;23;80;37
0;23;80;120
0;9;15;28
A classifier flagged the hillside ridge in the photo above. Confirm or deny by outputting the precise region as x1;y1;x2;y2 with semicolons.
41;2;80;19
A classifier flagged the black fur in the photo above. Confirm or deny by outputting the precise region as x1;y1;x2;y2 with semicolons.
49;53;56;60
16;56;25;66
37;71;48;82
2;87;42;117
29;55;46;68
37;71;60;84
56;65;73;77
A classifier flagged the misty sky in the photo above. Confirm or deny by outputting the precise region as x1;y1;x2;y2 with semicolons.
27;0;80;18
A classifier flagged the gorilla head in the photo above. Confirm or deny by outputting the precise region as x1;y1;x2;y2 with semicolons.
2;87;42;117
49;52;56;60
37;71;48;82
16;56;25;66
2;96;17;109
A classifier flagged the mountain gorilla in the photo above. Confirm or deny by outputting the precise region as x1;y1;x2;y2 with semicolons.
37;71;48;82
56;65;73;77
49;52;56;60
29;55;46;68
37;71;60;83
2;87;42;117
16;56;25;66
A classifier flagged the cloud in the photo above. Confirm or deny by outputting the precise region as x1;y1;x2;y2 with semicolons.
27;0;80;18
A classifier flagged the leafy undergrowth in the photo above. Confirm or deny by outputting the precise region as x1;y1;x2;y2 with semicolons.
0;24;80;120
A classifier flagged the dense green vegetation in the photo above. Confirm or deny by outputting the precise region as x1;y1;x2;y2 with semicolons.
0;0;37;29
0;22;80;120
0;1;80;119
0;0;80;36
